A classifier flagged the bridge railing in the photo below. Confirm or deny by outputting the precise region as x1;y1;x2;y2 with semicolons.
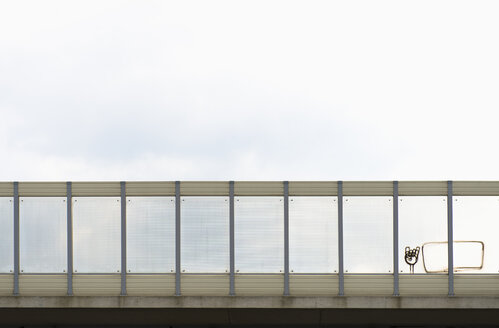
1;181;499;297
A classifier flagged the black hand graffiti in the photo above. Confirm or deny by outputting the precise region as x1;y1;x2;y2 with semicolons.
404;246;420;274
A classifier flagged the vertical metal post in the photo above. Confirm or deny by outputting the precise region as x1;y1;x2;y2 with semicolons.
229;181;235;296
120;181;127;296
337;181;344;296
175;181;181;296
447;180;454;296
393;181;399;296
13;182;19;296
283;181;290;296
67;182;73;296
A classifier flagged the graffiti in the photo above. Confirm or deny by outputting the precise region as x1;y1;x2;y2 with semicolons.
404;246;420;274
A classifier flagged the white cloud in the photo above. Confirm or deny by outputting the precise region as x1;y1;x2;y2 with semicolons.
1;0;499;181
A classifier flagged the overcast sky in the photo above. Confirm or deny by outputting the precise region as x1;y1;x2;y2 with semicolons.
1;0;498;181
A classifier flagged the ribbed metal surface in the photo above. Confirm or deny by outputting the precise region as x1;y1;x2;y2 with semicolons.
399;181;448;196
180;182;229;196
126;275;175;296
0;275;13;295
181;275;230;296
343;182;393;196
455;275;499;295
290;275;338;295
344;275;393;295
0;183;13;196
399;275;448;295
72;182;121;196
19;275;67;296
454;181;499;195
234;182;283;196
235;275;284;296
126;182;175;196
2;181;499;197
73;275;121;296
18;182;67;196
289;182;338;196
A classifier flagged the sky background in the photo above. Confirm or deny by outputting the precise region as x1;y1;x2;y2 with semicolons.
1;0;499;181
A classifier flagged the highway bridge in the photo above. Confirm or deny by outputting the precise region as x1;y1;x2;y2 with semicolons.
1;181;499;326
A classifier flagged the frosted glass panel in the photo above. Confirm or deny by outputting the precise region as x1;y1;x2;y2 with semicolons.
20;197;66;273
289;197;338;273
235;197;283;273
454;196;499;273
73;197;121;273
127;197;175;273
399;196;447;274
0;198;13;273
343;197;393;273
181;197;229;273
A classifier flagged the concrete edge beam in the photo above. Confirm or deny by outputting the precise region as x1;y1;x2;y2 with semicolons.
2;296;499;309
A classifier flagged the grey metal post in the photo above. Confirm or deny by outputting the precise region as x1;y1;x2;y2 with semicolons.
338;181;344;296
393;181;399;296
283;181;290;296
447;180;454;296
13;182;19;296
67;182;73;296
120;181;127;296
175;181;181;296
229;181;235;296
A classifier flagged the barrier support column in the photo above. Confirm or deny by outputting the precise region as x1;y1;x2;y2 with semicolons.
229;181;235;296
283;181;289;296
447;180;454;296
338;181;344;296
120;181;127;296
13;182;19;296
67;182;73;296
393;181;399;296
175;181;181;296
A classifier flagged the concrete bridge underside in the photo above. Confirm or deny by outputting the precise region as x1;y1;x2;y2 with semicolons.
2;296;499;326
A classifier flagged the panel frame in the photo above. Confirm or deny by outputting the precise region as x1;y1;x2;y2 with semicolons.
180;196;230;273
453;195;499;274
234;196;284;274
72;196;122;274
398;195;449;274
125;196;176;274
342;195;394;274
288;196;339;274
19;196;67;274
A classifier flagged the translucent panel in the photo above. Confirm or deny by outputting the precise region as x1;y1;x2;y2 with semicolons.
20;197;66;273
0;198;13;273
181;197;229;273
235;197;283;273
399;196;448;274
127;197;175;273
289;197;338;273
454;196;499;273
343;197;393;273
73;197;121;273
